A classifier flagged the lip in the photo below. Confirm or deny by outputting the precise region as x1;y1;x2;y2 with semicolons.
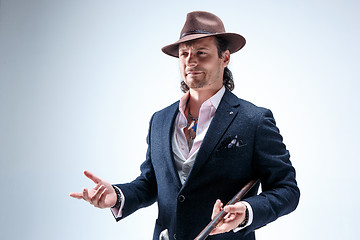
186;71;203;75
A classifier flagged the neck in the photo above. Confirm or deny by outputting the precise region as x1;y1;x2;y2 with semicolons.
187;86;222;117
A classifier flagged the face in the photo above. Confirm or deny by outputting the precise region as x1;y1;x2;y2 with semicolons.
178;37;230;91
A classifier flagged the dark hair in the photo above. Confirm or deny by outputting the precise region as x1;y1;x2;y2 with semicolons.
180;36;235;93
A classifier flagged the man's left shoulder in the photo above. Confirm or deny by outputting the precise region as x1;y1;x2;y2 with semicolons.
225;90;270;117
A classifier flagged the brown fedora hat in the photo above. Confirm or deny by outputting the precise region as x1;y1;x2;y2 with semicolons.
161;11;246;57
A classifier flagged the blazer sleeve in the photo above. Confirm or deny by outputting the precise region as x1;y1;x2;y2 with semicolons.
243;108;300;232
112;113;158;221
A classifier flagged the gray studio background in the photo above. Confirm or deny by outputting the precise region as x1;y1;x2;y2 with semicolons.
1;0;359;239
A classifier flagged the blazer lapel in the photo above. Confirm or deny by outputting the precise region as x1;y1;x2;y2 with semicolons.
184;90;240;185
161;101;182;188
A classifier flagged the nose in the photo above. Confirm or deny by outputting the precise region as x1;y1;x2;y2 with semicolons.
185;51;197;67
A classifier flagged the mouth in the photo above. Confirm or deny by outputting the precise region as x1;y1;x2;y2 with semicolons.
186;71;203;76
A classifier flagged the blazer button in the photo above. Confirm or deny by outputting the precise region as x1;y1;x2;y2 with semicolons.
173;233;176;239
178;195;185;202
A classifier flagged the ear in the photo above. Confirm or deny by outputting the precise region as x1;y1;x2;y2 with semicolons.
222;50;230;67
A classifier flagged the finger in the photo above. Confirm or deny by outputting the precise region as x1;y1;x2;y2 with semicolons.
210;227;218;235
210;211;244;235
223;213;237;223
91;185;105;207
210;223;231;235
93;183;101;191
83;188;90;202
83;170;101;184
223;212;231;220
211;199;223;219
97;187;108;208
69;192;83;199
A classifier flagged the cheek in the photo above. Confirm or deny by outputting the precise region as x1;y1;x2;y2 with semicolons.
179;63;186;75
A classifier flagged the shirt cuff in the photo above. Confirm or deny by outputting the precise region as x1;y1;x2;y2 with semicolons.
233;201;253;232
110;186;125;218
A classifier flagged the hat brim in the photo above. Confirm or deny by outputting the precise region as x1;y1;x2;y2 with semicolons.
161;32;246;58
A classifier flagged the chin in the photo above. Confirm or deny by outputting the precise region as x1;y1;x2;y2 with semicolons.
185;79;206;88
189;84;207;90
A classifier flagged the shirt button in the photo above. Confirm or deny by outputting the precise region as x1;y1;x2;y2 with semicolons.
181;145;185;150
178;195;185;202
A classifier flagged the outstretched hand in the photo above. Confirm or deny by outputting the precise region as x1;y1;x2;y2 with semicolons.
69;170;117;209
209;199;247;235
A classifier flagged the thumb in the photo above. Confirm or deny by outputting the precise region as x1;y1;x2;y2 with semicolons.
223;202;246;214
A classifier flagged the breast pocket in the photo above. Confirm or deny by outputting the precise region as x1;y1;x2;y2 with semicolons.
215;143;248;158
211;144;253;179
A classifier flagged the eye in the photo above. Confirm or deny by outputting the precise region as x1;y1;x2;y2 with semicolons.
198;51;207;56
179;51;188;57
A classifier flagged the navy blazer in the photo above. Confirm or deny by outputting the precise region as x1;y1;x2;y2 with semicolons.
114;89;300;240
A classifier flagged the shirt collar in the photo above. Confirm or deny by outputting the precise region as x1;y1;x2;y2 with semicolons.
179;86;226;114
208;86;225;109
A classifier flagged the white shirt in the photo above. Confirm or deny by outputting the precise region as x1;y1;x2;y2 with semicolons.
172;86;225;184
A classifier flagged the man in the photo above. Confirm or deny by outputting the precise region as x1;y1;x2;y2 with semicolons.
70;11;300;240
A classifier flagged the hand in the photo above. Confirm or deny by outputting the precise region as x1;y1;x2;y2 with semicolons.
69;170;117;209
209;199;247;235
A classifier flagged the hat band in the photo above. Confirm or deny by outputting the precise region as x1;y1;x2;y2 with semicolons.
180;30;215;39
